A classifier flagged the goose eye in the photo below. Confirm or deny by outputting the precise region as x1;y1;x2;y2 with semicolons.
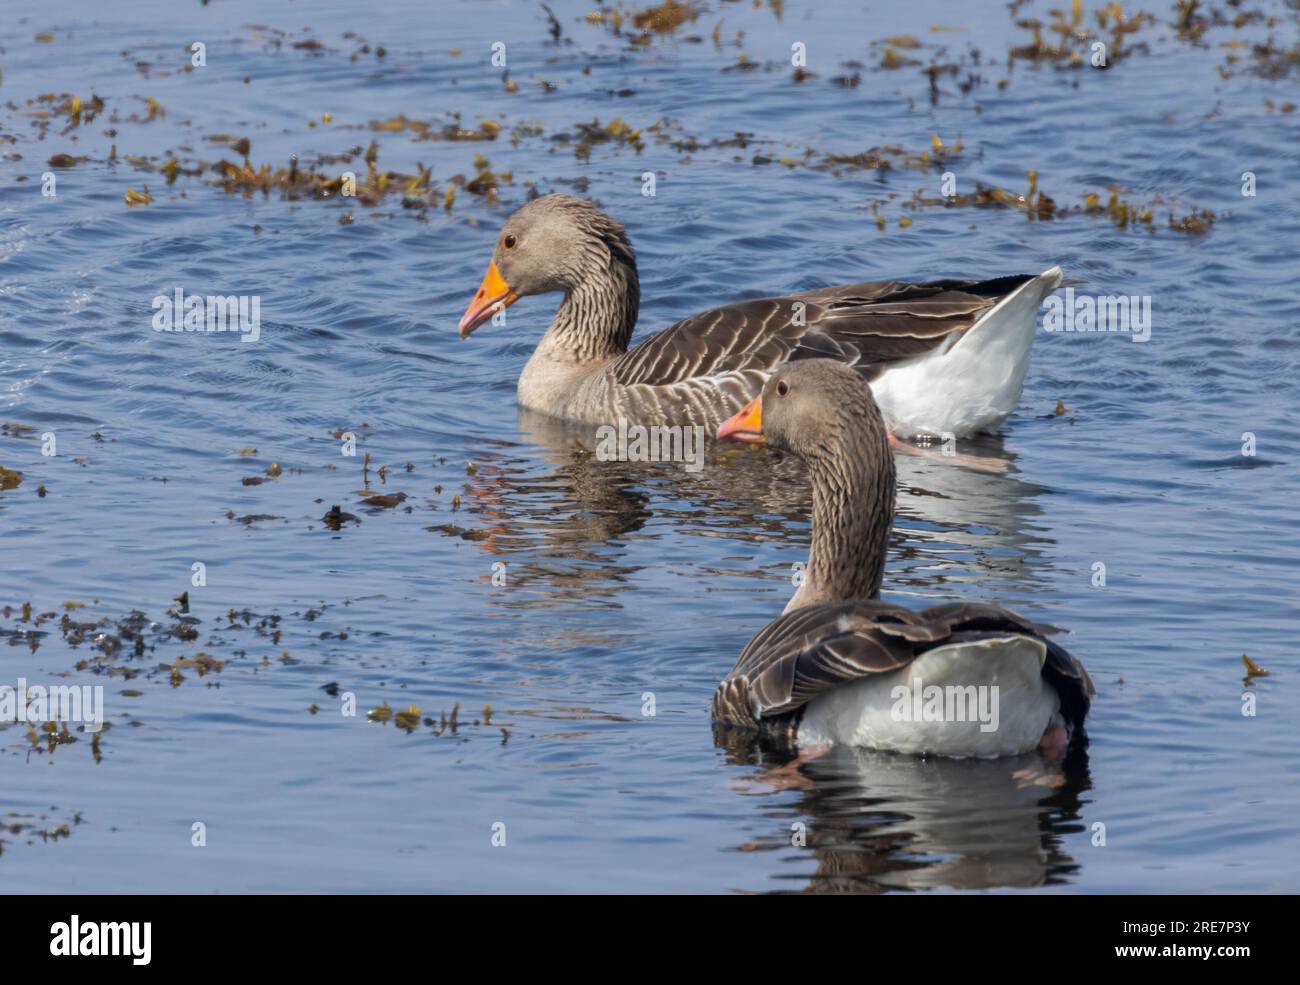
776;380;789;397
503;234;517;250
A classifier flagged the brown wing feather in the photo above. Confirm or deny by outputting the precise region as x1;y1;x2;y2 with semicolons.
612;276;1036;388
712;600;1093;734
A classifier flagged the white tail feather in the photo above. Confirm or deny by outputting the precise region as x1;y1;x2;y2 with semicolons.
870;266;1062;437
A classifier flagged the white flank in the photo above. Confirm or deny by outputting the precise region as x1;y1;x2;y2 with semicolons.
870;266;1063;437
798;635;1059;758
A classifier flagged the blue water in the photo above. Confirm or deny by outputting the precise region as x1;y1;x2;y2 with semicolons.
2;0;1298;892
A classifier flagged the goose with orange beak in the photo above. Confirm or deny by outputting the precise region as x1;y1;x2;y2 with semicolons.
458;260;518;337
714;393;765;443
711;361;1093;758
455;194;1063;438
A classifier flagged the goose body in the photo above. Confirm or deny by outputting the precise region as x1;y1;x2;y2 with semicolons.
799;635;1058;758
714;600;1088;759
460;195;1060;437
711;361;1093;758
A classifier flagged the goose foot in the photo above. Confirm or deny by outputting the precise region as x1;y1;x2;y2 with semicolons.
1011;764;1067;789
740;743;831;793
1037;722;1069;760
785;742;830;769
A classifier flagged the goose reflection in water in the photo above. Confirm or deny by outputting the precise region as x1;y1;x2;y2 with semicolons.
716;729;1092;893
441;407;1064;611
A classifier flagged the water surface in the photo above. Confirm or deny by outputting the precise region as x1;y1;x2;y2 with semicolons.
2;0;1298;892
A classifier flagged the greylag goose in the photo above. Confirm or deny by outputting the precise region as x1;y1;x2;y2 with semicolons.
458;194;1062;438
711;360;1093;758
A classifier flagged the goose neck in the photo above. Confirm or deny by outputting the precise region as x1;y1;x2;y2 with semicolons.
547;257;639;363
799;435;894;607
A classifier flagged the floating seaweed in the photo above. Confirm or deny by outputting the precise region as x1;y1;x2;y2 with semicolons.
124;186;153;207
1242;653;1269;678
460;154;512;203
171;652;225;677
361;492;407;509
562;117;646;160
321;504;360;529
393;705;422;732
633;1;700;34
0;809;82;853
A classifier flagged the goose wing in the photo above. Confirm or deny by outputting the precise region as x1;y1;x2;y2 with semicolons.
712;600;1093;731
611;276;1036;388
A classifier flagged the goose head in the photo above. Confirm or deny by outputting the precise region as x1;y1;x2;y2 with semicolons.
717;359;895;607
458;194;638;339
717;359;890;465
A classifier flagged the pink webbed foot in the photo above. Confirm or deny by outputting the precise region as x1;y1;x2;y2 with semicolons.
1037;722;1069;760
739;743;831;793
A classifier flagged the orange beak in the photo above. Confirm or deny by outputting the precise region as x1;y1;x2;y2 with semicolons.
716;395;765;443
459;260;519;338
